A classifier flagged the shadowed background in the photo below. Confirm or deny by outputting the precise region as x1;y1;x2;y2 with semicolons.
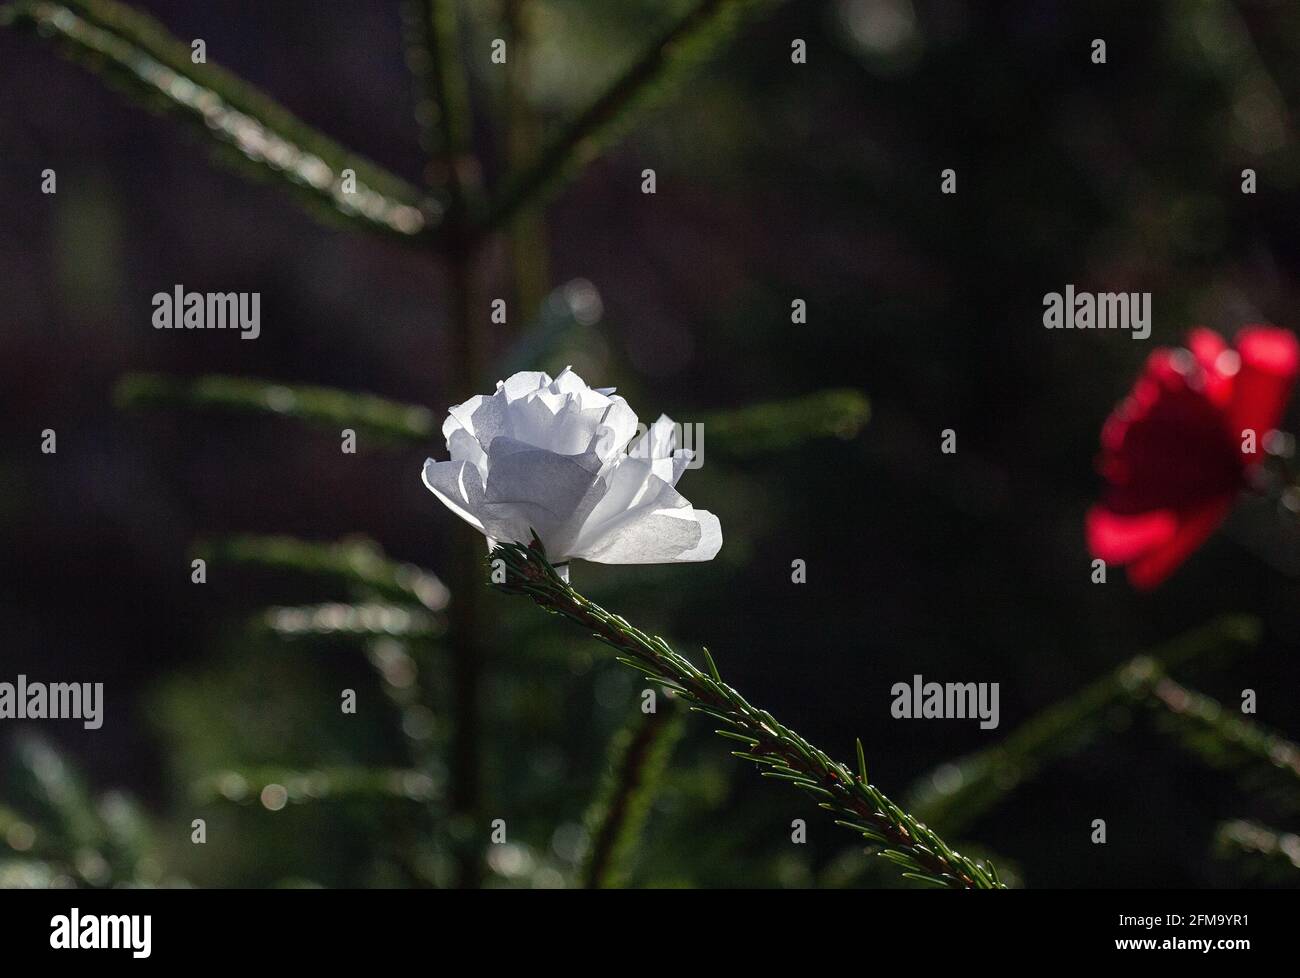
3;0;1300;888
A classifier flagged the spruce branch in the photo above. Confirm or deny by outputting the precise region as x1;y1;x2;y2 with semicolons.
491;539;1003;889
403;1;473;177
257;603;443;640
1145;675;1300;810
402;9;492;887
580;704;685;889
425;0;474;178
481;0;784;234
192;767;440;807
1214;820;1300;881
404;0;481;230
5;738;159;886
11;736;103;852
193;535;450;613
499;0;552;318
904;617;1260;836
3;0;437;242
116;370;870;458
700;390;871;458
115;372;439;445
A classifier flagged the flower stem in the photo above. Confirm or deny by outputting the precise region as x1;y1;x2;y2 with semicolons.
491;540;1005;889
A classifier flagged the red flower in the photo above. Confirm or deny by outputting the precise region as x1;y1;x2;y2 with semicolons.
1086;326;1299;589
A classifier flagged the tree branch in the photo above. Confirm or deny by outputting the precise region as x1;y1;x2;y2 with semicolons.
115;371;869;457
904;617;1260;836
492;539;1003;889
192;535;450;613
406;0;479;223
580;704;684;888
480;0;784;235
3;0;439;243
114;372;438;445
1215;820;1300;882
1147;673;1300;808
500;0;551;318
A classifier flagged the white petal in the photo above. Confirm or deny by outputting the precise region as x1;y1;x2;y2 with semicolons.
645;414;678;457
650;450;694;486
677;509;722;561
421;458;488;533
627;414;680;460
577;506;722;564
589;397;639;461
549;365;587;394
509;392;600;455
572;457;673;547
501;370;552;401
442;393;481;440
446;391;507;452
481;438;606;555
423;370;721;567
570;451;718;560
447;427;487;470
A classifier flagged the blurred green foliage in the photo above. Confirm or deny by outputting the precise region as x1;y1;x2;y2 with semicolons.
1;0;433;239
6;0;1300;891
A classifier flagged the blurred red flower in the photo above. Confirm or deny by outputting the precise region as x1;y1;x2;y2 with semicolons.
1086;326;1299;589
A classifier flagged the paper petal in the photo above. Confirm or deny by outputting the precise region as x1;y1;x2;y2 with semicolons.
422;458;488;533
578;507;722;564
482;439;606;550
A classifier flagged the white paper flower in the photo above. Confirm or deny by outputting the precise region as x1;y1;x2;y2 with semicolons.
422;368;721;573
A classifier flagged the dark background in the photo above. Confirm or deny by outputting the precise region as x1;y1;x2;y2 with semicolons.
3;0;1300;888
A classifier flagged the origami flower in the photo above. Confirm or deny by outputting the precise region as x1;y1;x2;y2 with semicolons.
1086;326;1299;589
422;368;721;575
